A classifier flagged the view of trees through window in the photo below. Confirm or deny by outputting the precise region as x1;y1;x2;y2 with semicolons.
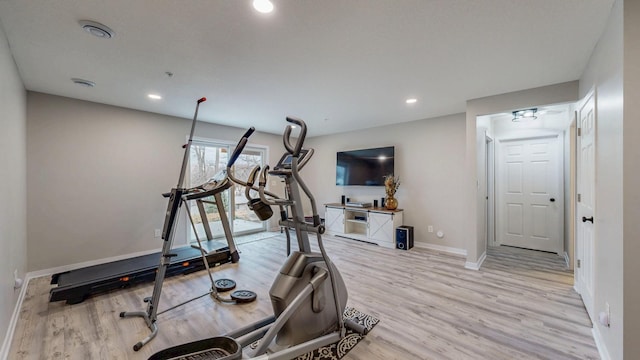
188;142;266;240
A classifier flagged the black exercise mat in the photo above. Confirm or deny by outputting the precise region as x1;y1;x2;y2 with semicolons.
296;307;379;360
251;307;379;360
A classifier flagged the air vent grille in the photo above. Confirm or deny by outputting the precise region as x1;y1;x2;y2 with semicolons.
79;20;115;39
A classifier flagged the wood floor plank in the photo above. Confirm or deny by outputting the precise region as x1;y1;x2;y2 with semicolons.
8;234;599;359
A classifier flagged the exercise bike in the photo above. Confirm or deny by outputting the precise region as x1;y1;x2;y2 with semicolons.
148;117;365;360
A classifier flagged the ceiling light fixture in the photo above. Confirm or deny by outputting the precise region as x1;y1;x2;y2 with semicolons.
406;98;417;104
512;108;538;122
71;78;95;87
253;0;274;13
148;94;162;100
79;20;115;39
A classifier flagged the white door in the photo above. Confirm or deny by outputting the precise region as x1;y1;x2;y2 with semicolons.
575;92;596;319
497;136;563;253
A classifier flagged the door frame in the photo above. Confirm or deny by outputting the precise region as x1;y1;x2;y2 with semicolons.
494;132;565;254
567;114;577;270
574;88;597;320
486;135;496;246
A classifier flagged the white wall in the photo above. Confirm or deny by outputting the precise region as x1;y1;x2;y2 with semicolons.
305;113;468;251
26;92;284;271
577;0;623;358
0;23;27;356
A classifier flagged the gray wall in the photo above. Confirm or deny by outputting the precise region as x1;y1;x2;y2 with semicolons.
624;1;640;358
563;123;576;270
0;24;27;354
305;113;468;251
26;92;283;271
578;0;623;358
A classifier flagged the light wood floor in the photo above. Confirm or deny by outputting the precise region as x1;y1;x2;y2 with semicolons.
8;234;599;360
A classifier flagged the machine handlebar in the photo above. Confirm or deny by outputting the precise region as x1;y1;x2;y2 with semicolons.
283;117;307;157
242;127;255;139
228;127;255;168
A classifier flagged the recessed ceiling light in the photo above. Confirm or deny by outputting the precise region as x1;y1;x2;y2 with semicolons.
79;20;115;39
148;94;162;100
71;78;95;87
406;98;417;104
253;0;274;13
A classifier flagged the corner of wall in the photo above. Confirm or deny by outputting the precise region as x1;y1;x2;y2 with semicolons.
464;251;486;271
0;276;30;360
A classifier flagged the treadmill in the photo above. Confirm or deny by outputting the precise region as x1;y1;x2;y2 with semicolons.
50;172;239;305
49;242;231;304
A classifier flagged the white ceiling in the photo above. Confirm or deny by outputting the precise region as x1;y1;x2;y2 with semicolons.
0;0;613;137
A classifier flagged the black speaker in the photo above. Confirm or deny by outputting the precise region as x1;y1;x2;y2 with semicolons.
373;199;378;208
341;195;345;205
396;226;414;250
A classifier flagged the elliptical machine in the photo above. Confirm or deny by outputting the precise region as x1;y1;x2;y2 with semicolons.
149;117;364;360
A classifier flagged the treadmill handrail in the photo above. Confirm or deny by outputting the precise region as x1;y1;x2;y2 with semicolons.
183;178;232;200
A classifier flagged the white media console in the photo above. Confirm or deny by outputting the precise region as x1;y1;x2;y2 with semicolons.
324;203;403;248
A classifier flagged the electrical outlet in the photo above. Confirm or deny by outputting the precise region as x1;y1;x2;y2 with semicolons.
13;269;23;289
154;229;162;238
428;225;433;233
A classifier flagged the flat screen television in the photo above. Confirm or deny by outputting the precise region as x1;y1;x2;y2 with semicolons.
336;146;394;186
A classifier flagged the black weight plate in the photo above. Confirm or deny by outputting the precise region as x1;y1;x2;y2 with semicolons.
214;278;236;292
231;290;257;303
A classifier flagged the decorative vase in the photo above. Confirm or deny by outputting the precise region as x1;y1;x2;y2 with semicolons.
385;195;398;210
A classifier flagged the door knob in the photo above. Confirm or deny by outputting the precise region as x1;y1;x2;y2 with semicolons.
582;216;594;223
550;198;556;202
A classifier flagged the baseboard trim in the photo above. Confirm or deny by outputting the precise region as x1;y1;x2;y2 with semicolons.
1;247;166;359
26;247;161;279
465;251;487;271
592;325;611;360
414;242;467;257
0;275;30;360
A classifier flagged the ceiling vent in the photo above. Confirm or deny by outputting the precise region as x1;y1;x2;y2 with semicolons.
79;20;115;39
71;78;96;87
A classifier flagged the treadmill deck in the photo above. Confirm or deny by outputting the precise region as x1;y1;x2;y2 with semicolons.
50;240;231;304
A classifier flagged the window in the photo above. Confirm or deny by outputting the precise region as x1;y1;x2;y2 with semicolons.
188;139;267;241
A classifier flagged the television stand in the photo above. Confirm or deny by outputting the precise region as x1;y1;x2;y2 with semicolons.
345;201;372;208
324;203;403;248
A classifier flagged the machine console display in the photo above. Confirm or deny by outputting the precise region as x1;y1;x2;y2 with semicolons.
275;149;309;170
